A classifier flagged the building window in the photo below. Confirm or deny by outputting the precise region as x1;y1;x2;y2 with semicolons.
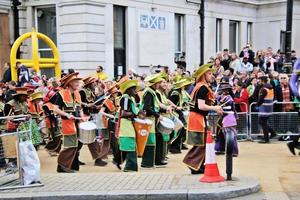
35;6;57;58
247;22;252;44
35;6;56;77
113;5;126;77
174;14;184;60
229;20;240;53
216;18;222;52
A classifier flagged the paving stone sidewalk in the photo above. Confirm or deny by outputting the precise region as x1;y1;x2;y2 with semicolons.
0;173;260;200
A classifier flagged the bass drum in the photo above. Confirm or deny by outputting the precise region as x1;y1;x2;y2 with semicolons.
133;118;152;157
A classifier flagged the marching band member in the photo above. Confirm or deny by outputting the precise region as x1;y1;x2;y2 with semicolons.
28;91;44;148
80;77;107;166
183;63;223;174
54;72;84;173
169;79;190;154
118;79;143;171
100;85;119;168
141;73;164;168
4;87;29;172
43;90;62;156
155;74;173;166
218;82;239;180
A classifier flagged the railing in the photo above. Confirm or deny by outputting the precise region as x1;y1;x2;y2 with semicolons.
208;101;300;141
0;115;43;190
249;101;300;139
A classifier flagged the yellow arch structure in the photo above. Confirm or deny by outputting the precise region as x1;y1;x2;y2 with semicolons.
10;28;61;81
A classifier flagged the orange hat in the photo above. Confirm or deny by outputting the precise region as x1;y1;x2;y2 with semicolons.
12;87;29;96
61;72;82;88
106;84;119;94
83;77;97;87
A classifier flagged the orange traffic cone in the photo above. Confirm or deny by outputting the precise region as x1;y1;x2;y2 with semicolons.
200;130;225;183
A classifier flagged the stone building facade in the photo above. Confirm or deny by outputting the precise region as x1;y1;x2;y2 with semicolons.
2;0;300;78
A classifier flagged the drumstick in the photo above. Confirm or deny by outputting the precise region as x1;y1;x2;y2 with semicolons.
220;98;232;107
99;111;115;119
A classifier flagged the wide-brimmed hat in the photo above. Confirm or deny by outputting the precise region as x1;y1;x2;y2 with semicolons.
119;79;138;94
106;84;119;94
220;83;232;90
145;73;165;86
193;63;216;82
12;87;29;96
30;91;44;101
173;79;192;90
61;72;82;87
83;77;97;87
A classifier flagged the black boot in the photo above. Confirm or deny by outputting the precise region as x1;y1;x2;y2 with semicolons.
94;158;108;166
287;142;296;155
79;160;86;165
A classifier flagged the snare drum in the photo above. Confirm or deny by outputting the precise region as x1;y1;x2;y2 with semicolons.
79;121;97;144
133;118;153;157
171;115;184;132
157;117;175;135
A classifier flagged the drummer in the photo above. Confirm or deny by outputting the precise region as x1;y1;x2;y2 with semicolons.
169;79;188;154
43;90;62;156
28;91;44;148
99;84;120;169
118;79;144;172
54;72;84;173
155;73;174;166
4;87;29;172
183;63;223;174
140;73;164;168
80;76;108;167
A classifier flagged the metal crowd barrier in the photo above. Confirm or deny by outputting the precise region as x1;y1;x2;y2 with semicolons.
208;102;250;141
208;101;300;141
0;115;43;190
249;101;300;139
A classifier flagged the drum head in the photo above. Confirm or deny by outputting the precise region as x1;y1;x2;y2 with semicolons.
134;118;146;124
161;117;175;129
79;122;97;130
144;119;153;125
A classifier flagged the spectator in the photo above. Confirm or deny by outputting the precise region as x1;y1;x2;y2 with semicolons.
270;71;283;112
247;78;257;97
291;50;297;67
94;66;108;81
229;53;241;74
213;58;225;77
239;43;255;64
4;81;17;102
221;49;231;71
234;81;249;113
279;73;293;112
237;57;253;73
274;50;284;72
254;50;265;70
1;62;11;83
16;62;29;86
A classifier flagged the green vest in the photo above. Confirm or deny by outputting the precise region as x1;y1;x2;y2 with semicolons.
171;90;183;107
140;87;160;112
121;94;139;115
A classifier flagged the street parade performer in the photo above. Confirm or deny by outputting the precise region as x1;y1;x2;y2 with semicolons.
54;72;84;173
4;87;29;172
141;73;164;168
183;63;223;174
43;89;62;156
118;79;144;171
80;76;108;166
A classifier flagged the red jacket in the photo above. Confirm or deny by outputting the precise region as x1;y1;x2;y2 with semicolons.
234;89;249;112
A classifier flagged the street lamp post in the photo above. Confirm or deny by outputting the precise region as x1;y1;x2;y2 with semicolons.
284;0;294;73
199;0;205;65
12;0;21;58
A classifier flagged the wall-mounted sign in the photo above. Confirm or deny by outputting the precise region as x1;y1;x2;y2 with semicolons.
140;14;166;30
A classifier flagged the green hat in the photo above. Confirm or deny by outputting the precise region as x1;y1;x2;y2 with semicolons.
119;79;138;94
173;79;193;90
193;63;216;82
145;73;165;86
